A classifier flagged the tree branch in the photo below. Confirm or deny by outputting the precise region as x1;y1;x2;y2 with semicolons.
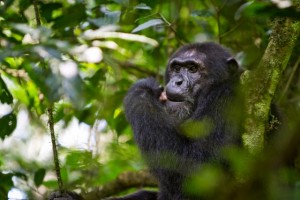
117;61;163;79
32;0;64;193
242;4;300;153
47;106;64;192
83;171;157;200
32;0;41;26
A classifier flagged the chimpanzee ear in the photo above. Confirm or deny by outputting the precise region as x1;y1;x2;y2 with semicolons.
226;57;239;74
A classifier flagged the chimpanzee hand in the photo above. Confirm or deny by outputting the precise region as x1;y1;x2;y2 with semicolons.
127;78;164;101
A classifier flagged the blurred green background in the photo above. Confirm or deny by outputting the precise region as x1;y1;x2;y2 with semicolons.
0;0;300;199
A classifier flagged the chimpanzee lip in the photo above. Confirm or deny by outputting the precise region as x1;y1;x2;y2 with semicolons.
165;91;189;103
167;97;185;102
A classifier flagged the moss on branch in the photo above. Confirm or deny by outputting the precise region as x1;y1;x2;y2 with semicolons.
242;8;300;154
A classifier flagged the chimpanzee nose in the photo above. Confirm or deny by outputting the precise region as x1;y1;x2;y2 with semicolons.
173;77;184;87
166;76;187;102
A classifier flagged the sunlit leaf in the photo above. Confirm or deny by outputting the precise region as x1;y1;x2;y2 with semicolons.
65;150;95;170
134;3;151;10
132;19;164;33
61;167;69;183
40;2;63;22
83;30;159;46
43;180;58;189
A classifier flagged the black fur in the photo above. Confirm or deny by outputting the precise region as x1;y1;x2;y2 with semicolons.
123;42;242;200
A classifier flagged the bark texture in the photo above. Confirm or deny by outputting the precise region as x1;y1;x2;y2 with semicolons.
243;6;300;153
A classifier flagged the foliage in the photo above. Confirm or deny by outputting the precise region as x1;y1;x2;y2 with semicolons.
0;0;300;199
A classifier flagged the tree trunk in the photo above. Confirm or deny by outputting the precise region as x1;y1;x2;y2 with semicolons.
242;5;300;153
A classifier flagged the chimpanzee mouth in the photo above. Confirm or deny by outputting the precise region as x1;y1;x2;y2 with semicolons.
168;98;185;103
160;91;185;103
165;93;186;102
167;96;195;105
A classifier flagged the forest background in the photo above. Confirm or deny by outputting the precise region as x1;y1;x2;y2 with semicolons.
0;0;300;199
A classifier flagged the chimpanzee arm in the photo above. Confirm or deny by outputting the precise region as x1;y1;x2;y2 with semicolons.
123;78;186;154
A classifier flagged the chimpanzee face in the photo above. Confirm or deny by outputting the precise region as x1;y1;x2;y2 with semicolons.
164;43;238;122
166;50;207;102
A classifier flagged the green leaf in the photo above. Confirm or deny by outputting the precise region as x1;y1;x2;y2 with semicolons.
115;112;127;135
62;75;86;109
42;180;58;189
34;168;46;187
85;68;107;87
184;165;224;197
191;10;214;17
53;4;86;30
19;0;31;12
60;167;69;183
24;64;61;103
65;150;98;171
33;46;62;59
0;172;14;199
134;3;151;10
235;1;255;20
14;172;28;181
53;102;73;124
40;2;63;22
132;19;164;33
88;8;120;27
0;76;13;104
0;112;17;140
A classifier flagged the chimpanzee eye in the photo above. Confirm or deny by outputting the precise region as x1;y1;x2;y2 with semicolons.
188;65;198;73
172;65;181;73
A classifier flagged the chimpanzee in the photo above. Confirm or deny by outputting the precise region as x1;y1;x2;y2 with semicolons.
121;42;242;200
48;42;242;200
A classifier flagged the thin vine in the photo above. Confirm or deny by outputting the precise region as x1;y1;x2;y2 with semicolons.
32;0;64;193
32;0;41;26
47;105;64;193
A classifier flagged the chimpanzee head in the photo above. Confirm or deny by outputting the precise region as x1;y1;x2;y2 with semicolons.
163;42;239;122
